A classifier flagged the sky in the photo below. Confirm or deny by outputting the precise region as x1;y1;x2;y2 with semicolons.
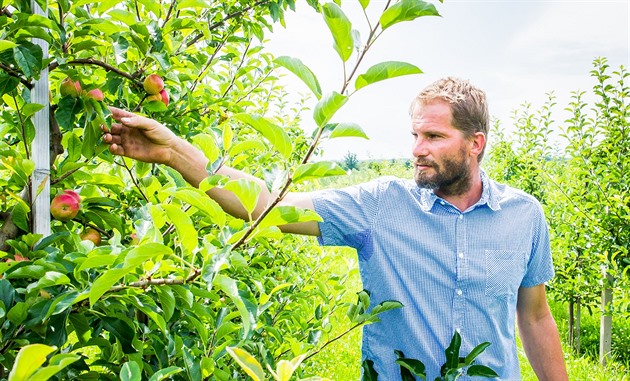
266;0;629;161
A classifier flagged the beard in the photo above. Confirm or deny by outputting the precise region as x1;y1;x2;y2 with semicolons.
414;147;472;196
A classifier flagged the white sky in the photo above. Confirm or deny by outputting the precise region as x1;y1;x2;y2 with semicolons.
266;0;629;161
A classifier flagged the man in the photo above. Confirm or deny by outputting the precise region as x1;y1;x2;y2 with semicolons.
102;77;568;380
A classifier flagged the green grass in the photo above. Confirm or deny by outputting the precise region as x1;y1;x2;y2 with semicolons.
305;248;630;380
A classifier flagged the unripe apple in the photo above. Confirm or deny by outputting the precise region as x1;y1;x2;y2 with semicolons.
86;88;104;101
143;74;164;95
60;77;81;97
80;228;102;246
50;190;81;221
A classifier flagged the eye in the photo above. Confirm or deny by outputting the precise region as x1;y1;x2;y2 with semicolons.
411;132;418;139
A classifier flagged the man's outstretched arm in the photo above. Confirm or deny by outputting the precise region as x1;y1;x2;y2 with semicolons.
102;107;320;236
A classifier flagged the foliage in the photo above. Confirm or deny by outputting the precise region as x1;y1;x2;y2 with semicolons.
0;0;442;379
486;58;630;361
341;151;358;171
392;332;498;381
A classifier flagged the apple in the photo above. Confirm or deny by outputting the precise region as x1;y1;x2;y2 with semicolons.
147;89;169;106
86;88;104;101
50;190;81;221
143;74;164;95
80;228;102;246
6;253;29;262
158;89;169;106
60;77;81;97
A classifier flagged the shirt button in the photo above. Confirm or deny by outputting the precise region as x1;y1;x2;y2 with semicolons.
456;289;463;296
458;252;464;258
458;214;463;220
440;200;445;205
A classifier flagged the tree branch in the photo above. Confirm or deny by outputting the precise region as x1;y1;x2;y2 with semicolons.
0;63;32;89
185;0;269;49
49;58;140;83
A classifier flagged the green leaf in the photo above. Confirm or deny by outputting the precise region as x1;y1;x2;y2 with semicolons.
444;331;462;371
359;0;370;9
0;71;20;96
226;347;265;381
232;113;293;159
161;204;198;256
222;178;262;216
317;122;369;139
54;96;82;130
26;271;70;293
191;133;220;164
148;366;183;381
102;317;136;354
120;361;141;381
8;344;56;381
89;267;131;305
293;161;347;184
396;358;426;379
174;188;226;227
355;61;422;91
214;274;257;340
466;365;499;378
313;91;348;127
13;42;42;79
0;40;17;52
361;359;378;381
380;0;440;30
464;342;491;365
28;353;80;381
322;2;354;62
258;205;322;229
156;286;176;321
274;56;322;99
370;300;404;316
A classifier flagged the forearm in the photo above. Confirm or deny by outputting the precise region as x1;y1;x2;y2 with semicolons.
518;314;568;381
167;138;273;221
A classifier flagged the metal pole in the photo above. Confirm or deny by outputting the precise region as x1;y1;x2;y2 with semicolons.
30;0;51;237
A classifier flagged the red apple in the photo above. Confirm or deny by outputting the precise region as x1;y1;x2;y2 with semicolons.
147;89;169;106
158;89;169;106
80;228;102;246
50;190;81;222
60;77;81;97
143;74;164;95
86;88;104;101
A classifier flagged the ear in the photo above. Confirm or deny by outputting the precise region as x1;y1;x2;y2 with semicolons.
470;132;486;158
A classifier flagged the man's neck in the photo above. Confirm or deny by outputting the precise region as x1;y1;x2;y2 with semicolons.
434;167;483;212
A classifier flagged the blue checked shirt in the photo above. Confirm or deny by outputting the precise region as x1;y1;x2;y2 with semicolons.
312;172;554;380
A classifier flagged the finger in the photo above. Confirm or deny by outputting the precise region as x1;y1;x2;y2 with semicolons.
109;106;136;121
108;143;125;156
119;114;162;131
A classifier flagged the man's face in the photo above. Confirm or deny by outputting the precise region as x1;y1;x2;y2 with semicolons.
410;101;475;196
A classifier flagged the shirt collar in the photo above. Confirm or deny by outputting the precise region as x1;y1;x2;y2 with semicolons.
418;170;501;212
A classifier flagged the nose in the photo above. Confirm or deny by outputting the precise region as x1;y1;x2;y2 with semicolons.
412;136;429;158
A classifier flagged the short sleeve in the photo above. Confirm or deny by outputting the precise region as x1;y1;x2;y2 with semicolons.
521;200;555;288
311;177;392;250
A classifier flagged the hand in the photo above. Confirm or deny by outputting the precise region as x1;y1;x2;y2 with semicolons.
102;107;181;166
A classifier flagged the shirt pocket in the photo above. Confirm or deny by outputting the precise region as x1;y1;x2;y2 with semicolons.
485;249;527;299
